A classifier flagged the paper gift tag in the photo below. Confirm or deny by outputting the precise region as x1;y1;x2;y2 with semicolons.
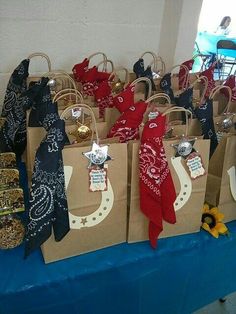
186;152;205;179
0;188;25;216
0;153;17;169
0;169;19;190
71;107;82;118
89;167;108;192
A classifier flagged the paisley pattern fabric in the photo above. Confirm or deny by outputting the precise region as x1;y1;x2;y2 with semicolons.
175;88;195;121
94;81;113;118
194;99;218;157
0;77;48;157
113;84;135;113
199;64;216;98
133;58;156;93
72;58;89;82
1;59;29;118
160;73;175;103
107;101;147;143
25;111;69;257
222;75;236;101
178;59;194;90
139;114;176;248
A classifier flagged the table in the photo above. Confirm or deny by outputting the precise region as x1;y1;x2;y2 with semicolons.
196;31;236;58
1;220;236;314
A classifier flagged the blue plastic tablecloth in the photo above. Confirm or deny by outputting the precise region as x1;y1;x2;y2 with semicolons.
196;31;236;58
1;221;236;314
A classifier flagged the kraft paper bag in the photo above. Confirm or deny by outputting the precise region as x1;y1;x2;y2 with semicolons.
26;106;109;181
26;120;110;180
205;134;236;222
127;138;210;243
40;141;128;263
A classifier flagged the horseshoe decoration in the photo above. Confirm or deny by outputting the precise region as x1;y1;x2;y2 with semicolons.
64;165;114;229
227;166;236;201
171;156;192;211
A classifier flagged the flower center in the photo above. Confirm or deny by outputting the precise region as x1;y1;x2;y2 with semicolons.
202;213;216;229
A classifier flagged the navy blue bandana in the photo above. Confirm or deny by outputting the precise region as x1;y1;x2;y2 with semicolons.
175;88;195;121
194;99;218;158
133;58;156;94
0;78;49;157
25;116;69;257
1;59;29;118
160;73;175;103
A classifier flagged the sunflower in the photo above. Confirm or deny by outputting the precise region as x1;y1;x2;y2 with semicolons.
201;203;228;238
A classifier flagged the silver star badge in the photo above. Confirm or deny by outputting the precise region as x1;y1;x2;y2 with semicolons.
172;137;196;158
83;142;111;168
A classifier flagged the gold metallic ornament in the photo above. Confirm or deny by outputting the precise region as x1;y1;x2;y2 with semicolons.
69;118;92;143
111;79;125;94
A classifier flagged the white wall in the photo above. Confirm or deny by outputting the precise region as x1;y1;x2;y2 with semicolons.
174;0;203;65
0;0;202;106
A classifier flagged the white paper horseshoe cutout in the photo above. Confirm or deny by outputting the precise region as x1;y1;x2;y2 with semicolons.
227;166;236;201
64;165;114;229
171;156;192;211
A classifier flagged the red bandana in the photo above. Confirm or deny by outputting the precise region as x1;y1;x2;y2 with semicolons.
107;101;147;142
94;81;113;118
113;84;135;113
222;75;236;101
178;59;194;90
72;58;89;82
139;114;176;248
81;66;99;96
199;64;216;98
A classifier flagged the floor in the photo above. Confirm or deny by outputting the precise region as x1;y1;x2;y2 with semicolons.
193;291;236;314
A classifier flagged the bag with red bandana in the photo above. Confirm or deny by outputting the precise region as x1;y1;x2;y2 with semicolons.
106;77;153;141
127;107;211;246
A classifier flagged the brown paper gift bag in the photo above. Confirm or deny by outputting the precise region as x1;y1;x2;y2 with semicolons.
40;138;128;263
213;87;236;138
26;104;109;180
127;107;211;243
205;134;236;222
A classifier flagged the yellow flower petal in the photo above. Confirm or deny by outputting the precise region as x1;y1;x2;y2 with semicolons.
215;223;228;235
202;203;210;213
209;227;219;238
209;207;219;215
215;212;224;222
209;207;224;222
202;222;211;232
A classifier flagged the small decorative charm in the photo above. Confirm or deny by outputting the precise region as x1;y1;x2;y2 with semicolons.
111;79;125;94
148;111;159;120
201;203;229;238
172;137;195;158
83;142;111;169
47;79;57;88
216;114;235;132
186;152;205;179
69;118;92;143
